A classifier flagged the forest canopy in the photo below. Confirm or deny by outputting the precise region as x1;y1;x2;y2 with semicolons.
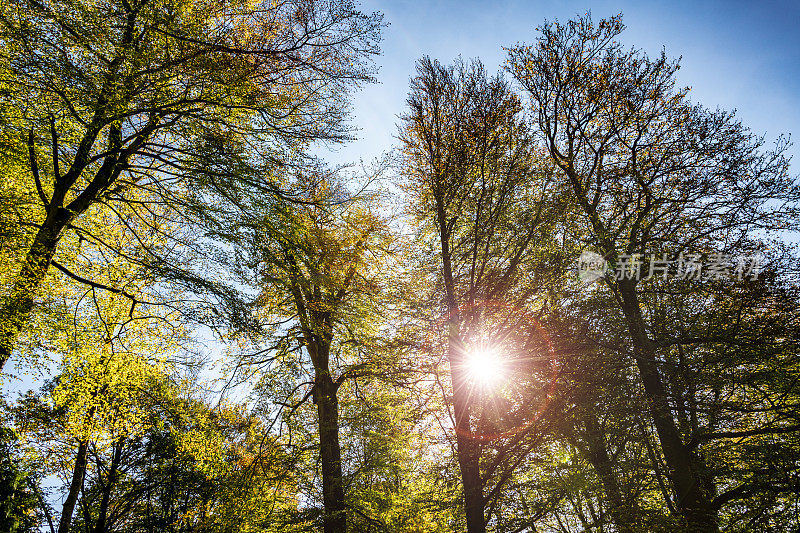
0;4;797;533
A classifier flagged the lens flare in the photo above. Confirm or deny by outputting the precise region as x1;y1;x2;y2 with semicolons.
465;347;505;387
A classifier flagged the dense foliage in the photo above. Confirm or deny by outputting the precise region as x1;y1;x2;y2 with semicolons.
0;6;797;533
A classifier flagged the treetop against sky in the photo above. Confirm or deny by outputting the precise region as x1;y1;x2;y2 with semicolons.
1;2;799;533
330;0;799;171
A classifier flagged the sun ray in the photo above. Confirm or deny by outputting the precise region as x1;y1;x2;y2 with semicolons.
465;346;505;389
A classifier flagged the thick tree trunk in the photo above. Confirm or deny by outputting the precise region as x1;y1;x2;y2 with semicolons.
58;440;89;533
450;333;486;533
0;208;70;371
93;439;124;533
314;361;346;533
453;402;485;532
581;412;635;533
618;281;718;532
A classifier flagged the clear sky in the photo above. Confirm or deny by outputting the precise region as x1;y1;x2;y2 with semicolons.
327;0;800;171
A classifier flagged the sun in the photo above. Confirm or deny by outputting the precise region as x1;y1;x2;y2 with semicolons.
465;347;506;388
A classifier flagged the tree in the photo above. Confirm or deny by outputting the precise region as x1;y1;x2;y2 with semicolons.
235;170;395;533
0;426;43;533
44;285;181;532
508;14;800;531
12;378;303;533
0;0;383;371
399;56;564;532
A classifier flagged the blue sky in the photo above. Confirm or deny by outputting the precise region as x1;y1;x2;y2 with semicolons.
328;0;800;170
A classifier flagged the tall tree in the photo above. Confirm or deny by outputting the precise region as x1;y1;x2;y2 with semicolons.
399;56;562;532
0;0;382;371
242;171;394;533
508;14;800;531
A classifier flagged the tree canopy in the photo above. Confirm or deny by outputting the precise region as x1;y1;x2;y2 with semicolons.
1;8;798;533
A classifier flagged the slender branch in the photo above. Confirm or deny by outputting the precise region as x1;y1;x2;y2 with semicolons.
51;260;138;303
49;115;61;184
28;128;50;208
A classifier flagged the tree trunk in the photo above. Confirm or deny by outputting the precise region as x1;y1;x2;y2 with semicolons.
618;281;719;532
450;332;486;533
581;412;635;533
0;208;70;371
93;438;124;533
58;439;89;533
314;358;346;533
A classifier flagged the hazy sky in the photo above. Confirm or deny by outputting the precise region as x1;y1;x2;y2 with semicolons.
326;0;800;170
